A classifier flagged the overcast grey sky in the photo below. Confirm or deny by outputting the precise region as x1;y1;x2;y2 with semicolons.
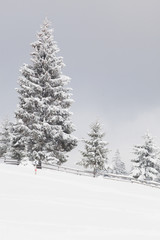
1;0;160;168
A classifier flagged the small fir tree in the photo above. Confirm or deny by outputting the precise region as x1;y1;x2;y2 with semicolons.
0;119;13;158
14;18;77;164
78;121;109;177
131;132;160;181
109;150;126;175
8;121;26;163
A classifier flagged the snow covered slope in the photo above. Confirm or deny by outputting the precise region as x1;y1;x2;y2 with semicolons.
0;164;160;240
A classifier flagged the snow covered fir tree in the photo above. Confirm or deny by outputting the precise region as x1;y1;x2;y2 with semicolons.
11;18;77;165
77;121;109;177
109;150;126;175
131;132;160;181
0;119;13;159
8;121;27;163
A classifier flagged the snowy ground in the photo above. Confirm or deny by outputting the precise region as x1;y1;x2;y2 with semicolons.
0;164;160;240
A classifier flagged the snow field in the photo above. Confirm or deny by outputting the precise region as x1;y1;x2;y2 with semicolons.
0;164;160;239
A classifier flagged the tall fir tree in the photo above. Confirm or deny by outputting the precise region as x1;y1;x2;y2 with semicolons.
78;121;109;177
109;150;126;175
0;119;13;159
14;18;77;164
131;132;160;181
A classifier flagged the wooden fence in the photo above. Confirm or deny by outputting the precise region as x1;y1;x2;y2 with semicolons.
42;162;94;177
104;172;160;189
3;159;160;189
4;159;19;165
43;163;160;189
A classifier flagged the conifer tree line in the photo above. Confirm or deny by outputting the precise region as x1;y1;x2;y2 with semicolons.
0;19;160;182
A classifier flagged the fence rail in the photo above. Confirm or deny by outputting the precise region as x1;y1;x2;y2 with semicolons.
42;163;160;189
104;172;160;189
42;163;94;177
4;159;19;165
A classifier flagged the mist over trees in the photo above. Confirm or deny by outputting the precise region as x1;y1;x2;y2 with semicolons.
109;150;126;175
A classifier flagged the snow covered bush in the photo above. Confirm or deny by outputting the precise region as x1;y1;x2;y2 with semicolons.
13;18;77;164
77;121;109;177
131;132;160;181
